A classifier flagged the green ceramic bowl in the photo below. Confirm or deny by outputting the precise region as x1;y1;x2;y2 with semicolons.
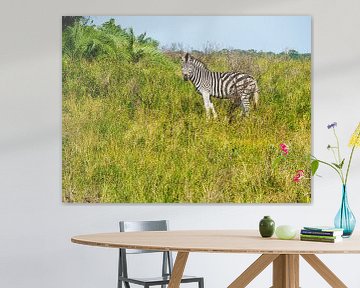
275;225;297;240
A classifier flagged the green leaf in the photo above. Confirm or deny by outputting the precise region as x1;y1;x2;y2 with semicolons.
272;156;283;169
332;162;341;169
311;160;319;176
339;158;345;169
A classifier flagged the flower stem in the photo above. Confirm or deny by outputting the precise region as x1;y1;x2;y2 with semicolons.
333;128;342;163
311;156;345;184
345;145;356;185
332;128;345;180
345;128;360;185
330;147;338;164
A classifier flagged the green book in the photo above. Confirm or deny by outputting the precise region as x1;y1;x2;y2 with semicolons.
300;236;343;243
300;234;340;240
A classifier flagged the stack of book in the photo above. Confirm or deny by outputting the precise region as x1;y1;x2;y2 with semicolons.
300;226;344;243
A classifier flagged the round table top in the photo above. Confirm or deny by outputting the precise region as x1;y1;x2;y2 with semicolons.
71;230;360;254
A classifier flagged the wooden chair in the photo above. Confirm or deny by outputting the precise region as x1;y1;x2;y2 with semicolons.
118;220;204;288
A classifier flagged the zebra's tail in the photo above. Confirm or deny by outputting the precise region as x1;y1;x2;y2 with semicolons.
253;82;260;109
254;91;260;108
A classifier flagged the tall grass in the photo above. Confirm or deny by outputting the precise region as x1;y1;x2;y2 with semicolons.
62;20;311;203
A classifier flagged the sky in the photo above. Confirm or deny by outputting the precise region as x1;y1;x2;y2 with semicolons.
90;16;311;54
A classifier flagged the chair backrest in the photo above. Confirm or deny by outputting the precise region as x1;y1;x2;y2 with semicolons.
118;220;174;283
119;220;169;254
120;220;168;232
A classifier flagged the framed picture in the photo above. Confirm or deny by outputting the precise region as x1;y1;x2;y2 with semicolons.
62;16;311;203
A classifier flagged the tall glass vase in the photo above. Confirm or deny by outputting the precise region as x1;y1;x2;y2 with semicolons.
334;185;356;237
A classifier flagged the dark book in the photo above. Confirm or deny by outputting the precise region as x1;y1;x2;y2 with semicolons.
301;229;343;237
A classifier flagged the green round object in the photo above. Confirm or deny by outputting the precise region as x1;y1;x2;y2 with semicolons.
259;216;275;238
275;225;297;240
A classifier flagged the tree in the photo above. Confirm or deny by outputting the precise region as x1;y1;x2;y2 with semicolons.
288;49;300;59
62;16;84;31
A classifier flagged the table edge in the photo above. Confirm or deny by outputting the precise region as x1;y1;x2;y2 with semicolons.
71;234;360;255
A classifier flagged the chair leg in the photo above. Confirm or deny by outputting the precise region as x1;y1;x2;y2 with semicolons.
199;278;204;288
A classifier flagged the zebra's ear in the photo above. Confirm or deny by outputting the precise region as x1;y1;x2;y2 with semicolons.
181;52;190;63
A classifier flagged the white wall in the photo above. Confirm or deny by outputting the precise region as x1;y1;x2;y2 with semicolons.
1;0;360;287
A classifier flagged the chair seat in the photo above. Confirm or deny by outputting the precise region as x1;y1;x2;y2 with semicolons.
119;275;203;286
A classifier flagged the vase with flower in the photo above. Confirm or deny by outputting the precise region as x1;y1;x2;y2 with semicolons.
311;122;360;237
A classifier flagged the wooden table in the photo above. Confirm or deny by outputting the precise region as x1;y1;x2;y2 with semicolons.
71;230;360;288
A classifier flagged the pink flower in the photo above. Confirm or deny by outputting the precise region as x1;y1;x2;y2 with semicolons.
293;170;305;183
280;143;289;155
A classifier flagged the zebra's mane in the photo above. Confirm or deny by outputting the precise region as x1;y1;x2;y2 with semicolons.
184;53;208;69
190;56;208;69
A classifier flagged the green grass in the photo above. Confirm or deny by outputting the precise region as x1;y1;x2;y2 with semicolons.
62;21;311;203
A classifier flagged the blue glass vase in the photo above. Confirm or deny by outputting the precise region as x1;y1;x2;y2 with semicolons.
334;185;356;237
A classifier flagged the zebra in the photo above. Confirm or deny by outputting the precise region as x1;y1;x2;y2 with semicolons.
181;53;259;118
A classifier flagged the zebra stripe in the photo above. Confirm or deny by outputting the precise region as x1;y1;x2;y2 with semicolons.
181;53;259;117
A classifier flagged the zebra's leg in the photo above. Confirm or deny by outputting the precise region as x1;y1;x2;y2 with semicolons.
240;94;250;117
201;92;217;118
228;97;241;123
209;102;218;118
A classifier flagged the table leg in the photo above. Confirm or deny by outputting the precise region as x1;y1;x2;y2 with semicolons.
272;254;299;288
168;252;189;288
229;253;348;288
301;254;347;288
228;254;279;288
